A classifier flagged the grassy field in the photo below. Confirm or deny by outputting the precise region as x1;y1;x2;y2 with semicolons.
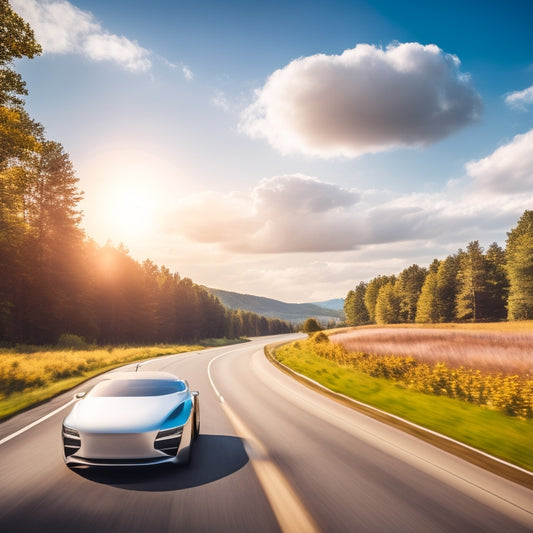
331;322;533;374
0;338;246;421
273;324;533;474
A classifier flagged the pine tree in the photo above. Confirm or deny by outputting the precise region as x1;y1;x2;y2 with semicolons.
415;261;440;323
485;242;508;320
456;241;487;322
506;210;533;320
435;254;460;322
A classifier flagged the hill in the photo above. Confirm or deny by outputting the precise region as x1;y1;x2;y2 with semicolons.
206;288;344;324
312;298;344;311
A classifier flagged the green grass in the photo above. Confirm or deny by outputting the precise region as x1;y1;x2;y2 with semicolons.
275;342;533;473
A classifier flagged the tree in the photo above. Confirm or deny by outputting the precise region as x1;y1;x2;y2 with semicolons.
0;0;42;107
415;266;439;323
396;264;427;323
506;210;533;320
344;281;369;326
0;1;42;169
302;317;322;333
375;281;400;324
484;242;508;320
455;241;503;322
435;254;460;322
364;275;395;323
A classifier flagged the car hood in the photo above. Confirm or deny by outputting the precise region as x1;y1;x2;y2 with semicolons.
64;392;188;433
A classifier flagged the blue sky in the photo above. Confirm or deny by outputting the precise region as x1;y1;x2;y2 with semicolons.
11;0;533;302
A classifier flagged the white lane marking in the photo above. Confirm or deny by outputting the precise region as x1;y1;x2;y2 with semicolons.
207;344;321;533
207;346;254;403
0;398;77;446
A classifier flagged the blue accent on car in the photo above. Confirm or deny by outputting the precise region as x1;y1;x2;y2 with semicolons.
160;398;193;430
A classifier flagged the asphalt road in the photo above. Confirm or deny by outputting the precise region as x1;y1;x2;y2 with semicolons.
1;334;532;533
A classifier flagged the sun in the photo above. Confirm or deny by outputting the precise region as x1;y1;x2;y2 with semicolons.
112;186;155;235
99;172;159;241
81;148;178;244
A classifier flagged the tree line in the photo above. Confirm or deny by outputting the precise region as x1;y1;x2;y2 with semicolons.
0;2;293;345
344;211;533;326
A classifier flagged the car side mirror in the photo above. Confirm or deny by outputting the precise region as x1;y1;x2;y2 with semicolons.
74;391;86;400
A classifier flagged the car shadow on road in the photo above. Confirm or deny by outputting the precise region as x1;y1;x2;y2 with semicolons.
71;434;249;491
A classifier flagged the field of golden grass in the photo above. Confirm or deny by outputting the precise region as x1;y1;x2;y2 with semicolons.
331;322;533;375
0;345;204;398
0;344;207;420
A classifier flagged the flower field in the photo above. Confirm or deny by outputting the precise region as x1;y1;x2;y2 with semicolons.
302;325;533;418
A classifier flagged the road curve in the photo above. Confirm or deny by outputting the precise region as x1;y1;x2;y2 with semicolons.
1;334;532;533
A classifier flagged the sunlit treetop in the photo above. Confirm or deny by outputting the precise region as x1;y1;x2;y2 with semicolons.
0;0;41;107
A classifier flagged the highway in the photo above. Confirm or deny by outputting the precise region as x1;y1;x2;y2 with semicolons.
1;334;532;532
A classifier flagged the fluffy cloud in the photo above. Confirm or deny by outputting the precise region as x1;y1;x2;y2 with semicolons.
167;175;360;253
164;141;532;256
240;42;482;158
11;0;151;72
466;128;533;194
505;85;533;109
164;174;493;254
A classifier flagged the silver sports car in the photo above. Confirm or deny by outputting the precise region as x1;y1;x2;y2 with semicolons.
62;371;200;467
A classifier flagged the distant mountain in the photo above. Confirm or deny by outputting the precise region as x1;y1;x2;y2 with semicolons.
311;298;344;311
206;288;344;324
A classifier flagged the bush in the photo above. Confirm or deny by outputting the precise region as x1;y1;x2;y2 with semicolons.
57;334;88;350
311;332;330;344
302;318;322;333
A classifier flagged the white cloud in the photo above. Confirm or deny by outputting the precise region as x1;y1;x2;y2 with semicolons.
162;141;531;256
240;42;482;158
160;58;194;80
83;33;151;72
212;90;230;111
181;65;193;81
466;128;533;194
166;175;360;253
163;175;476;254
505;85;533;109
11;0;152;72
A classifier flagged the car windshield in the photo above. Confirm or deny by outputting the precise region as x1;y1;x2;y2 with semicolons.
88;379;187;397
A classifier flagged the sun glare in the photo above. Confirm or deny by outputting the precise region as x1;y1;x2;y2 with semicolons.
99;166;160;241
81;148;182;245
113;187;155;235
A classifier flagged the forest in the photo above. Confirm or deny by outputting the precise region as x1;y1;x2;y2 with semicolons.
344;210;533;326
0;2;293;345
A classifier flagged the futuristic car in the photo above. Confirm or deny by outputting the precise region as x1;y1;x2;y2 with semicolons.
62;371;200;467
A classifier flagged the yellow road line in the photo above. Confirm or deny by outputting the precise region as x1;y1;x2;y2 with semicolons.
221;401;321;533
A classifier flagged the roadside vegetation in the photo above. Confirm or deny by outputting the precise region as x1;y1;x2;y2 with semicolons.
274;324;533;472
0;336;246;420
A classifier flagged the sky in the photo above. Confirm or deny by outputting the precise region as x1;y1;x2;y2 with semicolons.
10;0;533;303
